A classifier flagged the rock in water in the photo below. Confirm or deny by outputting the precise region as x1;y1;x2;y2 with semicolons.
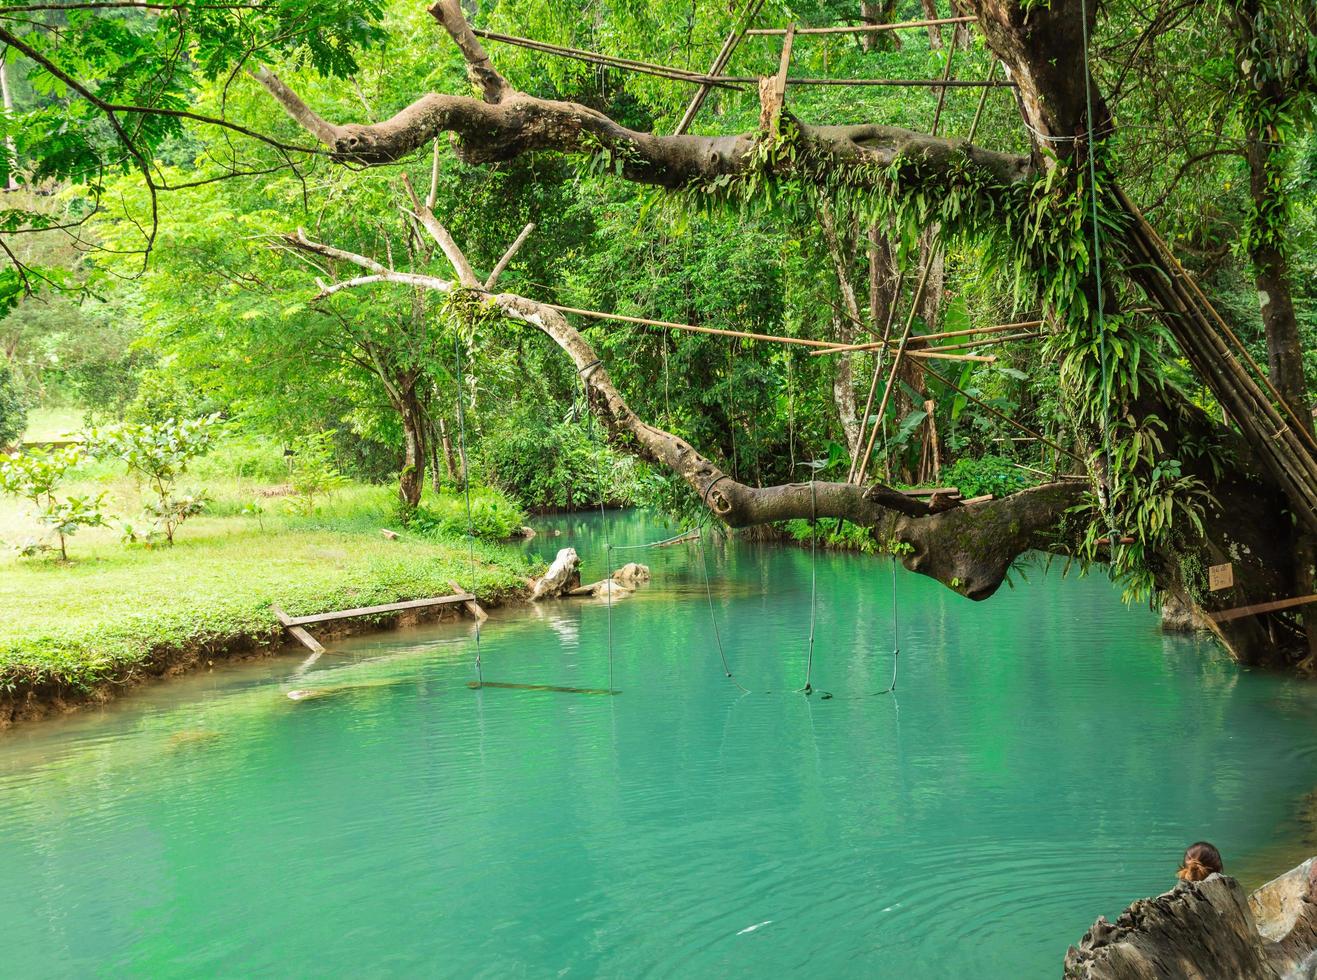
611;562;651;587
531;547;581;600
1065;863;1317;979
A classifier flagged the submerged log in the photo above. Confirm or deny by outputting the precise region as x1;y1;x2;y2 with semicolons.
568;561;652;598
1064;861;1317;979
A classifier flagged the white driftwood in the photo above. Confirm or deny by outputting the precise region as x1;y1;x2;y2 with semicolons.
531;547;581;600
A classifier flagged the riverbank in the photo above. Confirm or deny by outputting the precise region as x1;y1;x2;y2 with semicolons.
0;480;538;728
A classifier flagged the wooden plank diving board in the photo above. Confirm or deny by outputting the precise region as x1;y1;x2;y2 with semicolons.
467;681;620;696
1209;593;1317;624
272;603;325;655
449;580;488;622
280;593;476;627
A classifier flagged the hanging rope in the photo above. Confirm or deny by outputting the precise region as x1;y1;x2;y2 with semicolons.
814;555;901;700
452;326;482;687
581;359;616;692
798;479;819;694
696;524;752;694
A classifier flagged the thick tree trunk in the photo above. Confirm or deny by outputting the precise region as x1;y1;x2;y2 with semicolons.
859;0;901;52
819;202;864;457
398;386;426;511
1236;1;1317;660
437;416;459;482
920;0;945;48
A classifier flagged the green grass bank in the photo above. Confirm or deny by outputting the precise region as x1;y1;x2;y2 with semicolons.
0;466;539;727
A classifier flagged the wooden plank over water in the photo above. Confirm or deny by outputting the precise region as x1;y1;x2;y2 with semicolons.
272;603;325;655
281;594;475;627
448;580;489;622
468;681;621;696
1209;593;1317;624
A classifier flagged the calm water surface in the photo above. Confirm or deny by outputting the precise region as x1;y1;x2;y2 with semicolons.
4;510;1317;978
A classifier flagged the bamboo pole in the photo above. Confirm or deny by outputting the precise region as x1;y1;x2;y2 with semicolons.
472;30;746;88
674;0;764;135
850;61;1000;486
905;350;997;363
811;320;1043;355
540;302;840;349
855;247;941;486
746;15;976;35
1120;188;1317;457
777;77;1015;88
847;264;908;483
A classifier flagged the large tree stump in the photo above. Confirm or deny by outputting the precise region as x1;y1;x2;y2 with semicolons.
1065;862;1317;979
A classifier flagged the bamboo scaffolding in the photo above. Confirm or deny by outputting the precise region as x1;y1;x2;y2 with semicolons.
1124;193;1317;458
746;15;976;35
812;319;1043;355
674;0;765;135
856;246;942;486
472;30;746;88
1114;187;1317;529
911;360;1085;463
539;302;839;349
851;60;1001;487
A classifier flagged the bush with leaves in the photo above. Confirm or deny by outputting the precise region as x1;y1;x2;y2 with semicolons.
0;445;106;559
481;409;639;512
285;431;348;516
0;360;26;449
941;454;1036;499
408;486;528;541
90;415;219;544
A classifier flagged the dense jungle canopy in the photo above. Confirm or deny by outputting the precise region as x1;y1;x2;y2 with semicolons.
0;0;1314;665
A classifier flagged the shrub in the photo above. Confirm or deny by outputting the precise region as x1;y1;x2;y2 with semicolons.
286;431;348;515
0;445;107;559
0;360;26;449
481;411;639;511
783;518;877;553
941;453;1035;499
90;414;219;544
409;486;527;541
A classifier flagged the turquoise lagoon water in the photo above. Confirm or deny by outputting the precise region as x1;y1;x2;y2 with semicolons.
3;510;1317;977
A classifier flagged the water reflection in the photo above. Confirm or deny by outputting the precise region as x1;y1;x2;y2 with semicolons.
2;510;1315;977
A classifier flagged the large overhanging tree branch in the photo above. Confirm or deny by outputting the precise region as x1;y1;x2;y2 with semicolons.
250;0;1033;192
249;0;1317;541
282;213;1084;603
249;0;1317;665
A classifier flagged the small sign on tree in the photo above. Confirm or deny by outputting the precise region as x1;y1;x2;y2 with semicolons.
1208;563;1235;591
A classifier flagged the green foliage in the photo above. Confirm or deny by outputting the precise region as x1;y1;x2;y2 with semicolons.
783;518;877;554
942;454;1034;499
409;485;528;541
481;409;638;512
90;414;219;543
0;359;25;448
286;430;348;516
0;445;106;559
127;366;221;424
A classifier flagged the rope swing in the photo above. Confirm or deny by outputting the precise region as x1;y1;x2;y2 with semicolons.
451;325;483;688
581;359;617;693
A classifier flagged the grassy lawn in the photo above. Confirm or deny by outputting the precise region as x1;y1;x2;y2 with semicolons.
0;465;537;695
19;406;85;443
